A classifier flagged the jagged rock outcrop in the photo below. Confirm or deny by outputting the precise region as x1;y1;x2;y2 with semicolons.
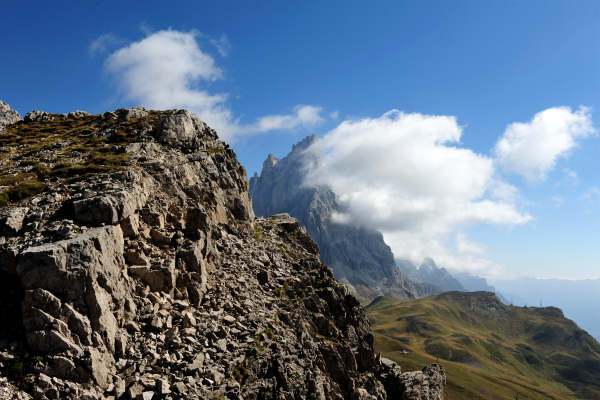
436;291;509;320
250;136;437;303
396;258;464;293
452;272;508;303
0;101;22;132
0;103;444;399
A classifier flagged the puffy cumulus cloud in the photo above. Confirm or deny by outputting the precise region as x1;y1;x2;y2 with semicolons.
106;30;224;110
304;110;531;275
103;30;324;140
494;106;595;181
209;34;231;57
455;232;485;255
448;233;505;277
247;105;324;133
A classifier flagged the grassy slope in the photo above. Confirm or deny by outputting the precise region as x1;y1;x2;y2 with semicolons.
0;112;163;206
366;292;600;400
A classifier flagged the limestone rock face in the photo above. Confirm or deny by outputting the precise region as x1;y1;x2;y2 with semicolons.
0;100;21;132
0;107;444;399
378;360;445;400
0;207;29;237
398;365;447;400
250;136;436;303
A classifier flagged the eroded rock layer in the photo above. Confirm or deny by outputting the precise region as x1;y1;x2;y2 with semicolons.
0;104;444;399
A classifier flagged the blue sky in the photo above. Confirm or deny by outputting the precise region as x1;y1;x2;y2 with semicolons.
2;1;600;279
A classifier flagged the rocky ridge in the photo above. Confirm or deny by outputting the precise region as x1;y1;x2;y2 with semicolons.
0;103;445;399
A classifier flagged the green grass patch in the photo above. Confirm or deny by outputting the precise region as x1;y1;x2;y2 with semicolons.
0;112;166;206
205;146;224;154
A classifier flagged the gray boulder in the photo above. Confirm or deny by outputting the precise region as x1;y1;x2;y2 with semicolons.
0;100;22;132
24;110;57;122
0;207;29;236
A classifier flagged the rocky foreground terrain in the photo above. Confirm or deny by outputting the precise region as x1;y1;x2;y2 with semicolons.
0;101;445;399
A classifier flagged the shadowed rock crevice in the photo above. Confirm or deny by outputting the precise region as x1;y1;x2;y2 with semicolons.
0;270;26;344
0;269;35;388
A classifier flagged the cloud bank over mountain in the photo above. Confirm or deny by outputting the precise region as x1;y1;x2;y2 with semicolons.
102;29;325;140
303;109;591;276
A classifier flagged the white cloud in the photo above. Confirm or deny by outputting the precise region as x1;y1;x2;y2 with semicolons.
494;106;594;181
490;180;519;203
103;29;324;140
304;110;531;275
580;186;600;201
209;34;231;57
247;105;324;133
89;34;123;55
456;232;485;255
563;168;579;182
390;231;505;277
551;196;564;208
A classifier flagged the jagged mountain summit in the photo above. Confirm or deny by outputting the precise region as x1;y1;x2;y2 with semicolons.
452;271;509;303
0;103;445;399
250;136;436;303
397;259;510;303
395;258;464;293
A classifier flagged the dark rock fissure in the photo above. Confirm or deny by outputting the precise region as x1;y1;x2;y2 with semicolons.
0;270;26;344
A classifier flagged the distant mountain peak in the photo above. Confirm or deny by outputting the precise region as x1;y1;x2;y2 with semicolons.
291;133;318;153
419;257;437;271
263;153;279;169
396;257;465;292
